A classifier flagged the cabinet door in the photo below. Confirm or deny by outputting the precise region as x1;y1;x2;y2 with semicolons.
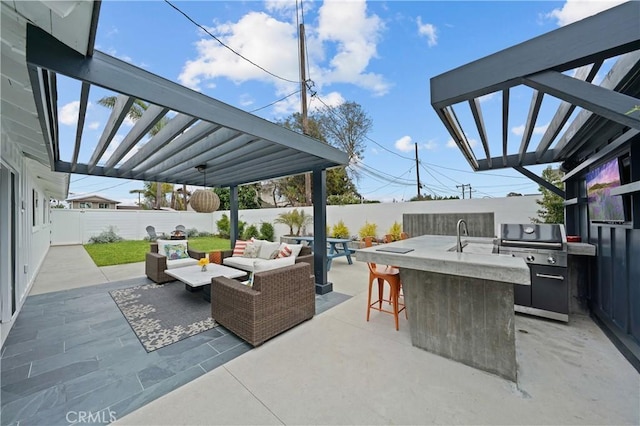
514;283;531;307
531;265;568;314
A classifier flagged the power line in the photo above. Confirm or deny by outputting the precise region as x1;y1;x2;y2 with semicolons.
249;90;301;113
163;0;299;84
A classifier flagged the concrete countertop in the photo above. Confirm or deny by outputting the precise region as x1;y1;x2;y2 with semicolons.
567;242;597;256
355;235;531;285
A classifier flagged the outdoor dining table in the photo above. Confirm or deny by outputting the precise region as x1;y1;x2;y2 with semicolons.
289;236;355;270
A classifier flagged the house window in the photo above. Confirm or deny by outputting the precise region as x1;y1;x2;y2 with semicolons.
32;189;38;226
98;203;109;209
79;202;92;209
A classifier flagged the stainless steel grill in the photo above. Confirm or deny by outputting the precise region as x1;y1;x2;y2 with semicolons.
498;224;569;322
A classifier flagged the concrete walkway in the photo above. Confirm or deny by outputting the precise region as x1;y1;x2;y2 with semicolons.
31;246;640;424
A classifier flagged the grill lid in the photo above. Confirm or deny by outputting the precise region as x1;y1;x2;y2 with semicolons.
500;224;565;247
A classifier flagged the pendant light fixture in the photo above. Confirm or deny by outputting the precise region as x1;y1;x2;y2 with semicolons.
189;164;220;213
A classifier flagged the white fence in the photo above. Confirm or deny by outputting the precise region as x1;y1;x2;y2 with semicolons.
50;195;541;245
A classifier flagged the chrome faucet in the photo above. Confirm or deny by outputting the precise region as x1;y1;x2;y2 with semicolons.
456;219;468;252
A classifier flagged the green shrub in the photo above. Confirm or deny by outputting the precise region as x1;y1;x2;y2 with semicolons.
216;214;246;239
259;222;275;242
88;226;123;244
216;214;230;239
243;224;260;240
359;221;378;239
186;228;199;237
331;220;350;238
388;221;402;241
198;231;213;237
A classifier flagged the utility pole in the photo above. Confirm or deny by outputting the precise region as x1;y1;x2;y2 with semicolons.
299;23;312;206
456;183;472;199
415;143;421;199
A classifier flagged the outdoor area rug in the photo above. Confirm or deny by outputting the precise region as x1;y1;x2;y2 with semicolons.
110;282;216;352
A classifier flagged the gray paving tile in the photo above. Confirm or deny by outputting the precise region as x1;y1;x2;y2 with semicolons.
1;363;31;387
63;368;122;401
1;341;64;371
154;327;223;357
161;341;221;374
10;307;44;320
199;341;252;372
207;331;245;353
0;384;66;425
35;320;91;341
63;308;123;325
105;365;205;421
2;332;64;358
12;315;65;332
137;364;176;389
3;328;38;346
1;360;99;403
20;375;142;426
64;329;129;353
29;344;102;377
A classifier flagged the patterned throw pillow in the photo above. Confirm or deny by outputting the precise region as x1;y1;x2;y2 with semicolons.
164;243;189;260
277;244;293;258
242;243;260;258
232;240;248;257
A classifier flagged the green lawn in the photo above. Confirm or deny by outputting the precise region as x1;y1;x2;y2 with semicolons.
83;237;231;267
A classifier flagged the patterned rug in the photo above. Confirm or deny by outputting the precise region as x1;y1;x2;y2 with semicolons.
109;282;217;352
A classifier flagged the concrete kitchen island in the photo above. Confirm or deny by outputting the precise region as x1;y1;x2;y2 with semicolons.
356;235;530;382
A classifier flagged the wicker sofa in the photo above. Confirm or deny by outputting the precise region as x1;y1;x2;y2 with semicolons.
145;240;206;284
211;262;315;346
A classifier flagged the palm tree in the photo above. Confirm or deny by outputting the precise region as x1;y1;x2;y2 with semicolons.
129;189;145;206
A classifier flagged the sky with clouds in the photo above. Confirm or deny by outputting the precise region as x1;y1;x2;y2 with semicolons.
57;0;626;204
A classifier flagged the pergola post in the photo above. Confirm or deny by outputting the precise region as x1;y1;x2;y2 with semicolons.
229;185;239;247
312;168;331;294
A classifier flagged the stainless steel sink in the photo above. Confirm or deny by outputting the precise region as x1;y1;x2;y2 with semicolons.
447;241;498;255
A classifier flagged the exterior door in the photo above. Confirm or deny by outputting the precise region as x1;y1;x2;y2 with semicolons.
0;164;18;321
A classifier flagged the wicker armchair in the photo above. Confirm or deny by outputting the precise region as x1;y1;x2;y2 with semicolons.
145;242;206;284
211;262;315;346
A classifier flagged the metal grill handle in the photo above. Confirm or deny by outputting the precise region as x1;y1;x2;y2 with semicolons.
535;273;564;281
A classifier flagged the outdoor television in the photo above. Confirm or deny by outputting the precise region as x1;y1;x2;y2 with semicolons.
586;158;625;223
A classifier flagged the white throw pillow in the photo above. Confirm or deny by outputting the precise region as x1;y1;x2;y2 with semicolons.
257;241;281;259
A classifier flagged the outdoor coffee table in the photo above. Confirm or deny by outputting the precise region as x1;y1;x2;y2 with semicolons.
164;264;247;301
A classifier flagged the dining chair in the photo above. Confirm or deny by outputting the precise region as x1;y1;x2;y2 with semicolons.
363;237;406;330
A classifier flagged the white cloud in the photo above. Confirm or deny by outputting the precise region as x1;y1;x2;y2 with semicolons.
179;12;300;90
316;0;388;95
88;121;100;130
394;135;413;152
238;94;254;107
371;147;379;155
545;0;625;26
423;140;438;151
511;123;549;136
417;17;437;47
59;101;80;126
179;1;389;97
